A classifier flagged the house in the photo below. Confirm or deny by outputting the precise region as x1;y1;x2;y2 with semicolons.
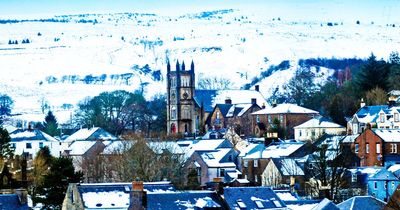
223;187;288;209
294;117;346;141
9;128;60;158
337;196;386;210
252;103;319;139
353;129;400;167
206;101;262;136
347;104;400;135
261;158;305;190
239;140;308;186
186;139;239;186
367;168;400;202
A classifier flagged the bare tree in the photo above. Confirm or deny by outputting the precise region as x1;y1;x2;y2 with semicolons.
197;76;233;90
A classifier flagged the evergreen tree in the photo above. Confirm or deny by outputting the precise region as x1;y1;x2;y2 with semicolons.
355;53;390;92
43;111;58;136
0;127;13;160
32;147;53;190
0;94;13;116
285;67;316;106
35;157;83;209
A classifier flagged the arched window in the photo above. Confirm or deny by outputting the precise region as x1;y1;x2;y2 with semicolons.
171;123;176;133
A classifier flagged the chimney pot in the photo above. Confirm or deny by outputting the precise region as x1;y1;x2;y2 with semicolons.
251;98;257;105
255;85;260;92
225;98;232;104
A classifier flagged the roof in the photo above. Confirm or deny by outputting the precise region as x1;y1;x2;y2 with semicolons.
10;129;58;142
242;141;305;159
65;127;117;142
311;198;339;210
214;103;233;118
223;187;286;209
252;103;318;115
353;105;388;124
226;103;256;117
294;117;344;129
194;89;268;113
372;129;400;142
337;196;386;210
199;148;237;168
0;194;29;210
147;191;223;210
368;168;399;181
271;158;304;176
67;140;110;156
274;190;298;201
78;182;175;209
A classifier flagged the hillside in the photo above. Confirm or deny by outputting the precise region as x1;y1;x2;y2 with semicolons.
0;8;399;124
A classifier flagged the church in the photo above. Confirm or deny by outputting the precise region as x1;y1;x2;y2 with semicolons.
166;59;268;136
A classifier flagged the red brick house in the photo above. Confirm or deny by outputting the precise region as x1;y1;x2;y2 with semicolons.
353;129;400;167
251;103;319;139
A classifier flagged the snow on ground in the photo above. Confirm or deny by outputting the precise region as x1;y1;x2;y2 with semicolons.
0;2;399;124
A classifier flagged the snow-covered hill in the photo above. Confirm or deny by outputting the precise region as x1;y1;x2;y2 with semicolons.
0;7;399;124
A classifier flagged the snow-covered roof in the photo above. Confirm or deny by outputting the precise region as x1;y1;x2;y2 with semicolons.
388;164;400;173
252;103;318;115
10;129;59;142
102;140;131;154
242;142;304;159
294;117;344;129
67;141;100;156
272;158;304;176
195;89;268;112
226;103;254;117
82;191;129;209
275;191;298;201
373;129;400;142
200;148;236;168
147;141;185;155
65;127;117;142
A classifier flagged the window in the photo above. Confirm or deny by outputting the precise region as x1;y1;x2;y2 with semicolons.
391;144;398;154
309;163;313;169
171;107;177;120
299;130;302;137
380;113;385;123
351;173;357;182
376;143;381;154
10;143;16;148
39;142;44;148
352;124;358;134
268;115;272;123
374;181;378;189
237;199;247;208
355;144;359;153
244;160;248;168
256;115;260;123
392;181;396;189
254;200;264;208
395;113;399;122
26;143;32;149
219;168;225;177
366;143;369;154
384;181;387;189
279;114;284;122
254;159;258;167
255;175;258;183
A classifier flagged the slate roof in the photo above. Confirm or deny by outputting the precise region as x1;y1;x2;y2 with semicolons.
10;129;58;142
337;196;386;210
241;141;305;159
223;187;286;209
216;104;234;117
353;105;388;123
311;198;339;210
78;182;175;209
195;89;268;113
270;158;304;176
368;168;399;181
0;194;29;210
147;191;224;210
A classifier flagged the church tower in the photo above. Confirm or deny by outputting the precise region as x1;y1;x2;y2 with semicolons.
166;59;196;135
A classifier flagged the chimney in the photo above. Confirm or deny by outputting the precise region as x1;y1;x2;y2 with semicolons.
15;188;27;205
360;98;365;108
255;85;260;92
272;100;277;108
225;98;232;104
251;98;257;105
128;179;146;210
262;103;266;109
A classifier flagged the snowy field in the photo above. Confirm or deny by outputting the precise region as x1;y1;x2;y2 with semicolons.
0;0;399;123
